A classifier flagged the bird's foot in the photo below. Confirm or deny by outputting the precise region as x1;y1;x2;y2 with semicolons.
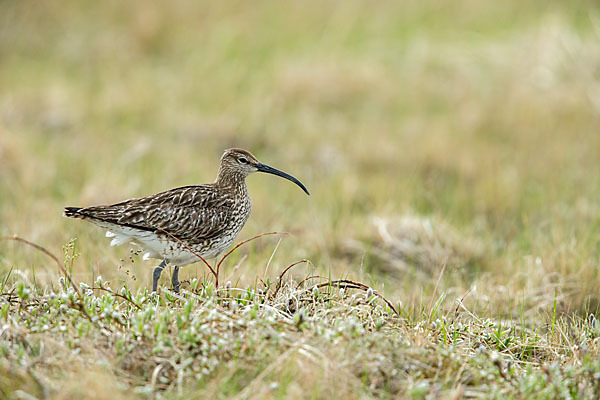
171;266;180;294
152;259;168;292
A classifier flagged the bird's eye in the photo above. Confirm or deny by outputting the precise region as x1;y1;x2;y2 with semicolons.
238;157;248;164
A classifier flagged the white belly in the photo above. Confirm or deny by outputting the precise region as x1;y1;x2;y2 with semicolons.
94;221;239;266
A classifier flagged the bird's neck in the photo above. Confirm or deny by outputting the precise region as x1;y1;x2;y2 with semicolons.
215;168;248;196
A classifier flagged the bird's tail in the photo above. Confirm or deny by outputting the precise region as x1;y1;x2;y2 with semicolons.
63;207;84;218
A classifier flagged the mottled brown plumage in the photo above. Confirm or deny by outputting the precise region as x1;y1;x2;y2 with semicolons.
64;148;309;292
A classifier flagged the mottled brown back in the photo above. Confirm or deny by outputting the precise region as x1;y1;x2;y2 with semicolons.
67;185;239;243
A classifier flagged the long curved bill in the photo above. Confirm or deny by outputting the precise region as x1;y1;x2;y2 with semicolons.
256;163;310;195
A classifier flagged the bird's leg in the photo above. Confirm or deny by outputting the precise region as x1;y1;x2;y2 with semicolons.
171;266;180;293
152;259;168;292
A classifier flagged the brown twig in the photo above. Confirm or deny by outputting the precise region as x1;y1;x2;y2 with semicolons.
0;289;17;304
1;236;96;325
90;286;142;310
311;279;399;315
273;259;312;297
153;227;217;278
454;287;474;317
295;275;323;289
153;229;286;289
1;236;81;297
215;232;286;288
1;236;62;273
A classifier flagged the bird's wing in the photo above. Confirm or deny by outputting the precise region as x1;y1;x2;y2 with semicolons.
78;185;235;242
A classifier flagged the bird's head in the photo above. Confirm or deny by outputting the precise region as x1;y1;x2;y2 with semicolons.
218;148;310;195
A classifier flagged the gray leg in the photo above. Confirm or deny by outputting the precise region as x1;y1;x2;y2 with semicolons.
152;259;168;292
171;266;180;293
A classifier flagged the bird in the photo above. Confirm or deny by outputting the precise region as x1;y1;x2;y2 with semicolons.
64;148;309;293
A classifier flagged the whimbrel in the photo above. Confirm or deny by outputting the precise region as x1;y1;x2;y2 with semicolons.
64;148;309;292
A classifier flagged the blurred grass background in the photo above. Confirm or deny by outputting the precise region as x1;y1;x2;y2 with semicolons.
1;0;600;317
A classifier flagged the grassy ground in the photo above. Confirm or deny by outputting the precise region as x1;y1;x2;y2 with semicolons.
1;0;600;398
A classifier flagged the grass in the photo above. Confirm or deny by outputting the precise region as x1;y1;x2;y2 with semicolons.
1;0;600;398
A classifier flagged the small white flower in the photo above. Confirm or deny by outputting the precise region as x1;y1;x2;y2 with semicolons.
490;351;499;362
366;288;374;299
225;281;232;290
